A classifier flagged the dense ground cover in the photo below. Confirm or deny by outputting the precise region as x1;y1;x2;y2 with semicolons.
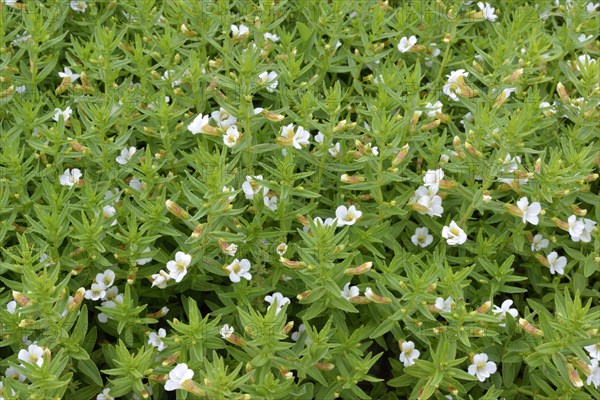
0;0;599;399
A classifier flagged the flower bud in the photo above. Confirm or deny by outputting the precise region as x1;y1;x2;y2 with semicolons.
464;142;482;158
296;215;309;227
568;356;591;376
279;367;294;380
504;68;523;83
409;111;422;132
344;262;372;275
420;119;441;131
226;333;246;346
349;296;370;304
162;352;180;366
68;288;86;312
283;321;294;336
19;319;37;328
261;109;285;122
165;200;189;220
570;204;587;216
364;287;392;304
476;301;492;314
438;179;455;190
557;82;570;102
392;144;410;167
280;257;306;269
180;24;196;37
146;307;169;318
519;318;543;336
316;363;335;371
551;217;569;232
357;194;373;201
567;363;584;388
13;291;31;307
583;173;599;182
297;290;313;301
472;60;484;74
340;174;365;184
218;239;237;256
191;224;204;238
181;380;205;397
0;85;14;97
443;33;451;43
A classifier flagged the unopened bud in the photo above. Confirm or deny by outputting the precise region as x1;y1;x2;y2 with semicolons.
472;60;484;74
297;290;313;301
557;82;570;102
316;363;335;371
583;173;598;182
280;257;306;269
438;179;455;189
357;194;373;201
504;68;523;83
226;333;246;346
570;204;587;216
409;111;422;132
165;200;189;220
262;109;285;122
279;367;294;380
392;144;410;167
349;296;370;304
551;217;569;231
340;174;365;184
68;288;86;312
567;363;584;388
476;301;492;314
519;318;543;336
146;307;169;318
13;291;31;307
296;215;309;227
364;288;392;304
344;262;372;275
465;142;482;158
191;224;204;238
0;85;15;97
420;119;441;131
162;352;180;366
181;380;205;397
180;24;196;37
283;321;294;335
18;319;37;328
443;33;452;43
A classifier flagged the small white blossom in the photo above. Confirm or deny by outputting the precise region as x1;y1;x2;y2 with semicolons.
85;283;107;301
571;217;596;243
116;147;136;165
223;125;241;148
399;341;420;367
265;292;290;315
7;300;17;315
151;270;171;289
264;32;279;42
578;33;594;42
276;243;288;256
95;269;116;290
477;2;498;21
59;168;82;187
148;328;167;351
222;186;237;202
516;197;542;225
567;215;585;241
258;71;278;93
129;178;143;191
335;205;362;226
531;234;549;251
539;101;557;116
18;344;45;367
398;36;417;53
588;359;600;389
102;205;117;227
136;247;153;265
584;343;600;360
587;2;600;12
341;282;360;300
242;175;264;199
187;113;212;135
5;366;26;382
547;251;567;275
424;169;444;187
70;1;87;12
58;67;80;82
443;69;469;101
442;221;467;245
231;24;249;40
166;252;192;283
468;353;497;382
492;299;519;327
411;227;434;247
164;364;195;391
291;324;313;344
53;106;73;122
576;54;597;71
435;296;453;312
210;107;237;129
424;101;443;118
220;324;234;339
280;123;311;150
225;259;252;283
263;192;278;211
96;388;114;400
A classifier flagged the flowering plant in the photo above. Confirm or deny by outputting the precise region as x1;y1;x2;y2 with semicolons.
0;1;599;399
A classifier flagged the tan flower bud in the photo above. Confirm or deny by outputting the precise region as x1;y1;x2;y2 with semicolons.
283;321;294;335
297;291;313;301
570;204;587;216
162;352;180;366
557;82;570;102
165;200;189;220
551;217;570;231
392;144;410;167
344;262;372;275
420;119;441;131
13;291;31;307
464;142;482;158
280;257;306;269
476;301;492;314
365;288;392;304
357;194;373;201
519;318;543;336
191;224;204;238
567;363;584;388
181;379;205;397
262;109;285;122
316;363;335;371
146;307;169;318
227;333;246;346
583;173;598;182
504;68;523;83
340;174;365;184
443;33;452;43
68;288;86;312
349;296;370;304
180;24;196;37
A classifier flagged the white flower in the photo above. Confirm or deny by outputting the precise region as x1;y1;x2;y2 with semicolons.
151;270;171;289
3;0;18;8
442;221;467;245
264;32;279;42
223;125;240;148
58;67;80;82
576;54;597;71
291;324;311;343
18;344;45;367
187;114;212;134
329;142;341;157
129;178;143;191
148;328;167;351
531;234;549;251
498;153;528;185
578;33;594;42
335;205;362;226
105;286;119;301
492;299;519;327
166;252;192;283
53;106;73;122
85;283;107;301
411;185;444;218
587;2;600;12
263;191;278;211
443;69;469;101
116;147;136;165
276;243;288;256
314;132;324;144
15;85;26;94
242;175;264;199
5;366;26;382
434;296;453;312
136;247;153;265
280;123;311;149
222;243;238;257
398;36;417;53
516;197;541;225
584;343;600;360
571;217;596;243
222;186;237;202
220;324;234;339
477;2;498;21
225;259;252;283
424;169;444;187
539;101;557;116
567;215;586;241
102;205;117;226
365;143;378;156
399;341;420;367
70;1;87;12
424;101;443;118
59;168;82;187
7;300;17;314
11;32;31;46
231;24;249;40
547;251;567;275
411;227;434;247
341;282;360;300
96;269;116;290
104;188;120;204
468;353;497;382
164;364;195;391
211;107;237;129
258;71;278;93
265;292;290;315
588;359;600;389
97;388;114;400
